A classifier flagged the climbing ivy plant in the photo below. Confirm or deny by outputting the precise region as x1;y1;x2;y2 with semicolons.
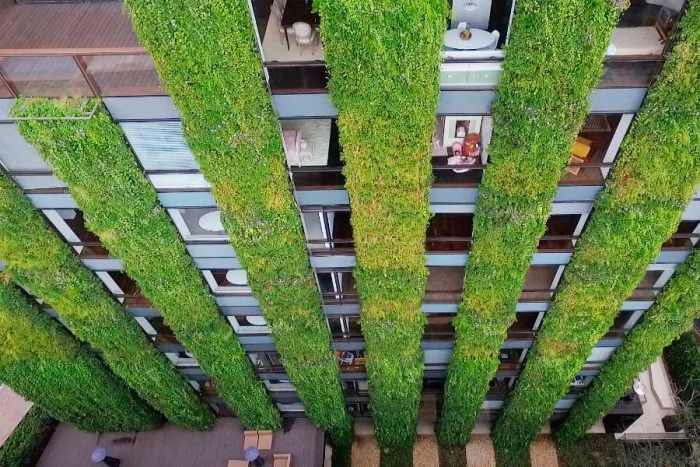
0;171;213;430
315;0;447;452
14;98;281;431
122;0;352;445
437;0;626;448
0;281;160;432
494;2;700;463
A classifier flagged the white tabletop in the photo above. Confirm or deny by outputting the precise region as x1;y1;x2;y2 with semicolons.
444;28;495;51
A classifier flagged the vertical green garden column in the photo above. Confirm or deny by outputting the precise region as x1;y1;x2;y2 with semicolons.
556;250;700;442
494;2;700;463
124;0;352;445
14;98;280;431
315;0;446;452
438;0;625;446
0;172;213;430
0;281;160;432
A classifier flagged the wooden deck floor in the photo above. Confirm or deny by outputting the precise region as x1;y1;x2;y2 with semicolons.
37;417;325;467
0;0;142;53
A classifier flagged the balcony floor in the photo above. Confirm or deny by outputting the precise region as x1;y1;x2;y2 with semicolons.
37;417;325;467
0;0;141;53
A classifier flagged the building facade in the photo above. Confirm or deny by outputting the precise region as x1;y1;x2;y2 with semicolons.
0;0;698;454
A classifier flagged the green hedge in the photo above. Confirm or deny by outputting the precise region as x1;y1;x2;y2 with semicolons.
664;332;700;402
315;0;447;451
0;171;212;430
0;407;54;467
121;0;352;444
0;281;160;431
494;1;700;462
14;98;280;431
556;247;700;443
438;0;625;446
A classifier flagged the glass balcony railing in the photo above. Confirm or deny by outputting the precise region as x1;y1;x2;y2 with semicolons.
0;53;165;98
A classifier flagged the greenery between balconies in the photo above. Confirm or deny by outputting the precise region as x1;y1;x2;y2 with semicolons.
0;406;54;467
14;98;281;430
122;0;353;445
556;247;700;443
0;170;213;430
315;0;447;453
0;281;159;432
437;0;626;449
664;332;700;403
493;2;700;463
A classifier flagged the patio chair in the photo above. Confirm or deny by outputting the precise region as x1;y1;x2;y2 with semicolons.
257;430;274;450
243;430;259;450
293;22;316;55
273;453;292;467
270;6;293;46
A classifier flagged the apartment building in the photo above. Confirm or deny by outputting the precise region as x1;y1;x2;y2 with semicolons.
0;0;697;447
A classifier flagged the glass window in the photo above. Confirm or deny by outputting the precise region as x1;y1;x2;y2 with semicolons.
82;54;164;97
302;208;353;253
228;315;269;335
432;116;492;185
426;213;473;251
0;124;50;172
0;56;93;97
120;122;199;171
425;267;465;303
169;208;227;240
609;0;687;57
424;314;455;340
327;316;362;339
520;266;559;301
444;0;516;55
203;269;252;295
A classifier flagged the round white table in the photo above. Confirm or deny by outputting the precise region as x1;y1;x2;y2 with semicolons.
226;269;249;286
198;210;224;232
443;28;495;51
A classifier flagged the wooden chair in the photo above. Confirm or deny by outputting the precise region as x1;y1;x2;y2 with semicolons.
567;136;593;175
257;430;274;450
273;453;292;467
243;430;259;450
227;461;249;467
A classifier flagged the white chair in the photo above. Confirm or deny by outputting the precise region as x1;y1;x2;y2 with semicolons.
293;22;316;55
484;30;500;50
273;0;285;14
458;21;468;29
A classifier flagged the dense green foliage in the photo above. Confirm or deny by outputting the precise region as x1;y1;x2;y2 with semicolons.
494;2;700;462
665;332;700;402
438;0;625;446
123;0;351;443
14;98;280;430
315;0;447;451
0;407;54;467
557;251;700;442
0;171;212;430
0;282;158;431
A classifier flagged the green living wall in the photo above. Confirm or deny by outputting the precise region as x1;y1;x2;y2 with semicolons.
14;98;280;431
315;0;447;452
555;4;700;441
664;332;700;402
0;171;213;430
116;0;352;444
0;407;54;467
0;281;159;432
494;1;700;462
556;251;700;442
438;0;625;446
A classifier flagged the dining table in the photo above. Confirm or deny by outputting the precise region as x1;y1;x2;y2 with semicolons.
280;0;321;50
443;28;496;51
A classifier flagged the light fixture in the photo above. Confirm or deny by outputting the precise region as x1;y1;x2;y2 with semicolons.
464;0;479;12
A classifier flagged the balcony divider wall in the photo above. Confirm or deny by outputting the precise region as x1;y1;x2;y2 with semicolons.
0;281;161;432
493;2;700;462
123;0;352;445
437;0;626;448
0;172;213;430
315;0;447;454
13;98;281;430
